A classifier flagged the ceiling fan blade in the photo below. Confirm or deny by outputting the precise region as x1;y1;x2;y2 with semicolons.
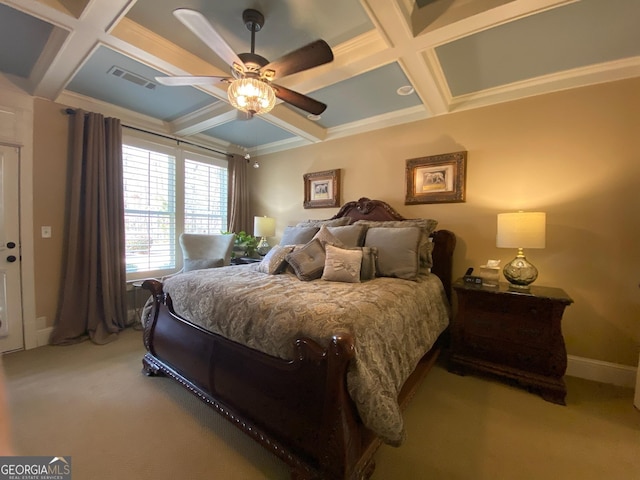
173;9;245;71
261;40;333;81
155;75;229;86
272;84;327;115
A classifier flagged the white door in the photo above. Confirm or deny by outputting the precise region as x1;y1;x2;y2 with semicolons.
0;144;23;353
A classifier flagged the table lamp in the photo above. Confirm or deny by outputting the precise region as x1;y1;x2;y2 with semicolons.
496;212;546;290
254;216;276;256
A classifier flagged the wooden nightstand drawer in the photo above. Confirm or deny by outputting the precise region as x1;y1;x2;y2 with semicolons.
461;333;550;374
462;298;552;347
450;280;573;405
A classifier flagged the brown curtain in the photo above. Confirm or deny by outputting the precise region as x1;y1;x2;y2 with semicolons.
51;110;127;345
227;154;251;233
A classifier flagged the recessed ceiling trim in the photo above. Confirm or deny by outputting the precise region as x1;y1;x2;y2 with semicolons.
275;30;387;94
59;89;169;132
28;26;69;95
448;55;640;113
325;104;429;142
109;17;228;98
262;105;327;143
171;102;239;136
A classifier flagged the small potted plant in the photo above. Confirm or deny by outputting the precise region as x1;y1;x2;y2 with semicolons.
230;231;259;259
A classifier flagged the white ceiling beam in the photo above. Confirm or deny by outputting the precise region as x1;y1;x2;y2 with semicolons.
23;0;138;99
360;0;449;115
170;103;238;136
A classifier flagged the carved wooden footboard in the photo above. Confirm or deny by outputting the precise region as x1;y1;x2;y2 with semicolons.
142;280;444;479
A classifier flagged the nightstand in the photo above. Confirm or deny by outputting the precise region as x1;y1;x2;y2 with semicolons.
230;257;262;265
449;279;573;405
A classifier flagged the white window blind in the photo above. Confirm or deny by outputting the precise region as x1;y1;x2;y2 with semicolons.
184;157;228;234
123;145;176;274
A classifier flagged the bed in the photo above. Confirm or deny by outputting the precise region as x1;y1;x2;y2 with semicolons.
141;197;456;479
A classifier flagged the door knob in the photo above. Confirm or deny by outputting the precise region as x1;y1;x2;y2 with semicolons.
6;255;16;262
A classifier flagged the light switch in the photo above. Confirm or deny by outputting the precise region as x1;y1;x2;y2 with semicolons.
41;226;52;238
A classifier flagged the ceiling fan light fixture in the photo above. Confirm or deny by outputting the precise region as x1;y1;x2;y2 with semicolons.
228;78;276;115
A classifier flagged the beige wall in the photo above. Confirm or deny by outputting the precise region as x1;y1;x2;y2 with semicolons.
32;98;69;329
250;77;640;366
28;78;639;365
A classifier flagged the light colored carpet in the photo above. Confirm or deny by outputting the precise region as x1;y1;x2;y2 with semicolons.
2;327;638;479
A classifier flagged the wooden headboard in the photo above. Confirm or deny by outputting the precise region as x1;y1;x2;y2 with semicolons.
330;198;456;302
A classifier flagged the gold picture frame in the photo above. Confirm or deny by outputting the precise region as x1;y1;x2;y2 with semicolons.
303;169;341;209
405;151;467;204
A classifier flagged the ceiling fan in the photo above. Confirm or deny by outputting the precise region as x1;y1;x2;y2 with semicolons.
155;8;334;117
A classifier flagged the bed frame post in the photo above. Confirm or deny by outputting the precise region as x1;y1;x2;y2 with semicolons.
313;333;366;479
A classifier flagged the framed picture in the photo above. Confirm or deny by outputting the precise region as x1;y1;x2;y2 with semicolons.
303;169;341;209
405;151;467;204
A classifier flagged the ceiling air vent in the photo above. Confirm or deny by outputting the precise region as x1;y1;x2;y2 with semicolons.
108;66;156;90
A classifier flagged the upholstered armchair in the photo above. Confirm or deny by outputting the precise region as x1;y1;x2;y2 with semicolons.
179;233;236;272
139;233;235;329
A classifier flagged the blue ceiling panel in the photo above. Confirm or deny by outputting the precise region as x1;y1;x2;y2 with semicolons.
66;46;219;121
127;0;373;71
0;3;54;78
437;0;640;96
203;116;295;149
303;62;422;128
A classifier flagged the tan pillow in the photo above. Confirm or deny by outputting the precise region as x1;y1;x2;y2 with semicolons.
257;245;295;274
364;226;421;279
279;226;319;245
359;246;377;281
355;218;437;268
312;224;345;248
322;245;362;283
327;224;368;247
285;239;326;281
295;217;352;228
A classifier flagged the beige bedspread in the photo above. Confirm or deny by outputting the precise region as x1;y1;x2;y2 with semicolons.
162;264;450;446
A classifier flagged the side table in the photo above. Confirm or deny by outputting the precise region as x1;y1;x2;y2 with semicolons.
230;257;262;265
449;279;573;405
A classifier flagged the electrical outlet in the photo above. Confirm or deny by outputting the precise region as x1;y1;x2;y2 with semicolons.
41;226;52;238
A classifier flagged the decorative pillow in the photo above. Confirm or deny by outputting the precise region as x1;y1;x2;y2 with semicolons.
364;226;421;279
322;245;362;283
355;218;437;268
312;224;346;248
183;257;224;272
327;224;368;247
279;226;319;246
285;238;326;281
295;216;352;228
257;244;295;274
359;246;377;281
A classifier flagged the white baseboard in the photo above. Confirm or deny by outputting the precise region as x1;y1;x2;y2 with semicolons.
566;355;637;388
36;327;53;347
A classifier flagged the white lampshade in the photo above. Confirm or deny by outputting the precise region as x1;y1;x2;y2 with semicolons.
497;212;546;249
254;216;275;238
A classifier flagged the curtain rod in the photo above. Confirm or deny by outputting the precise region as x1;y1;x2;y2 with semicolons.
63;108;233;158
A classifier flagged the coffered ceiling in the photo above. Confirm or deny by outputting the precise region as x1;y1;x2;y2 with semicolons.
0;0;638;155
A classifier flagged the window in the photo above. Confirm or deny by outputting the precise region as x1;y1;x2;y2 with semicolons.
184;156;228;234
122;135;228;279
